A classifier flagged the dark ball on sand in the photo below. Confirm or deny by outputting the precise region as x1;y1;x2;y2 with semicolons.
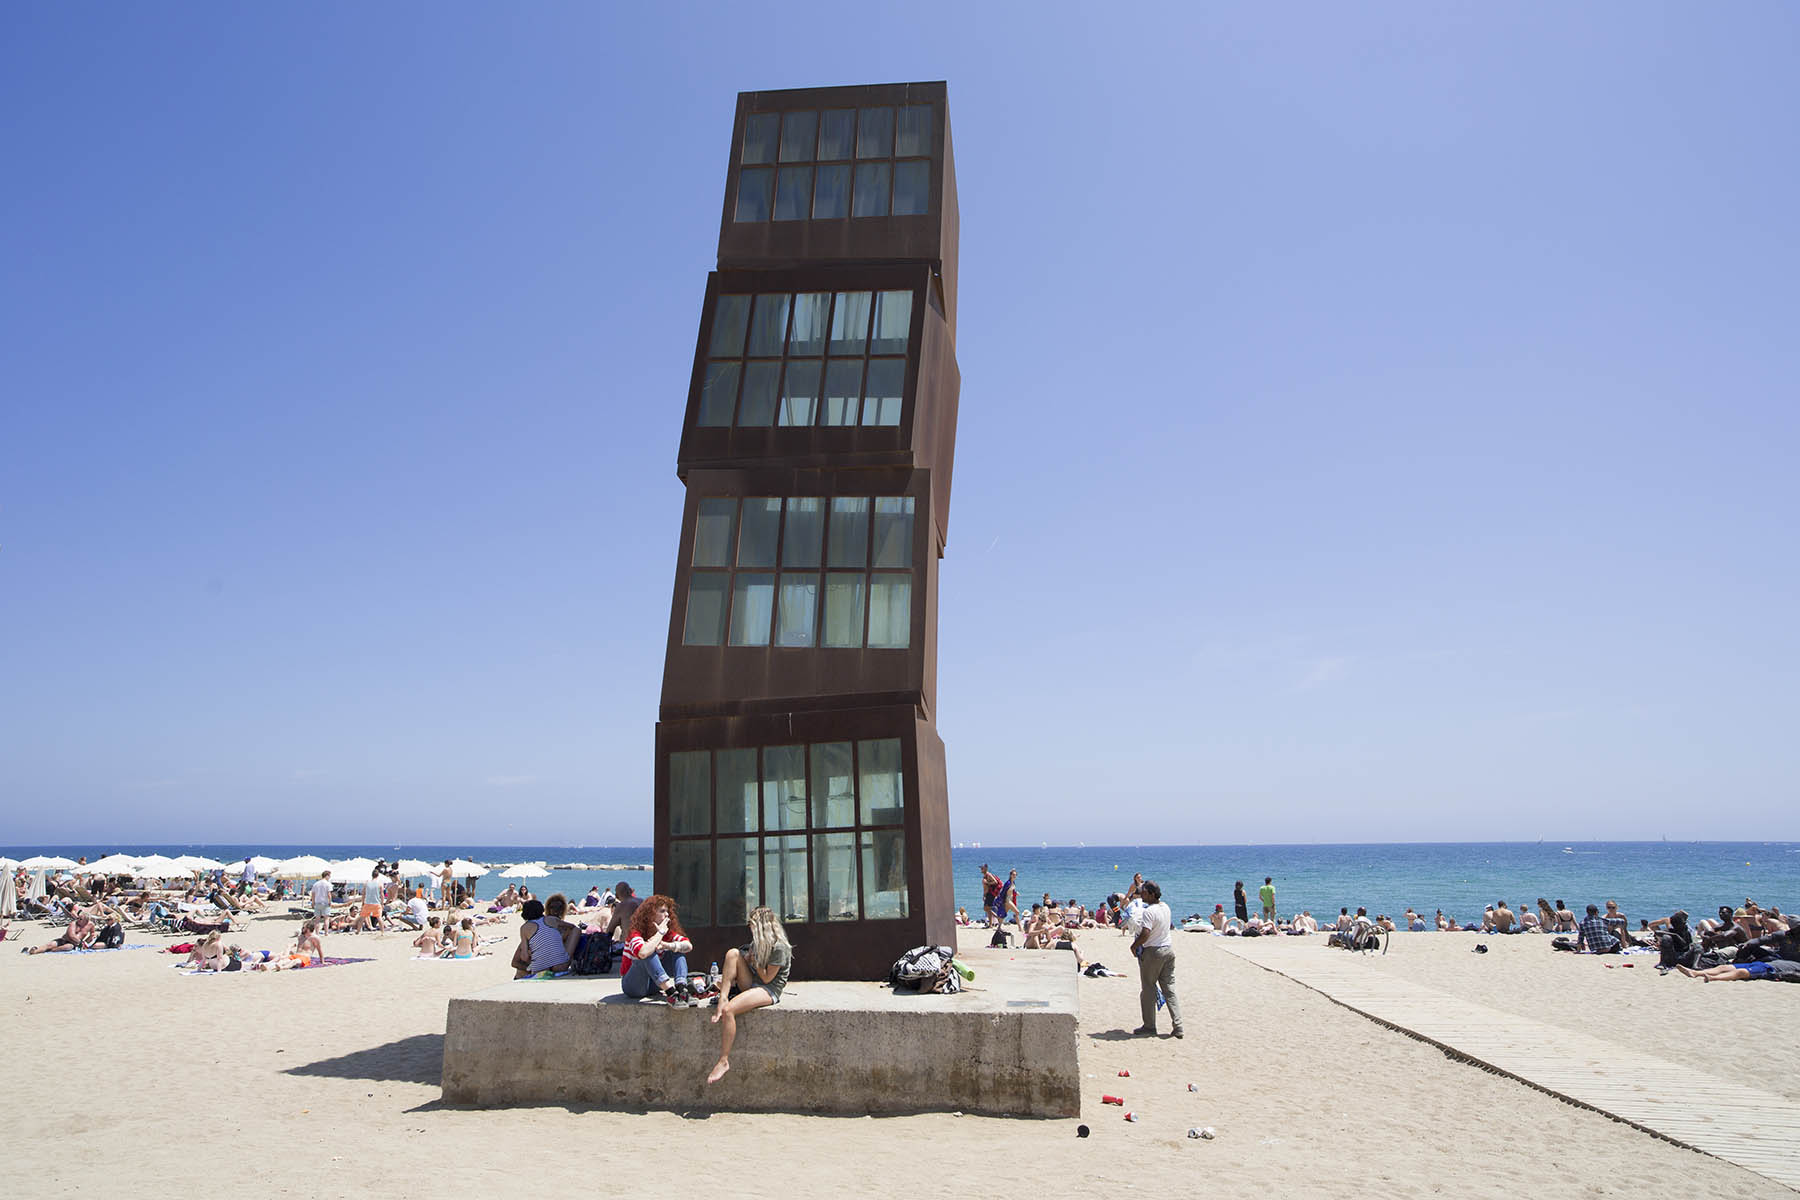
1076;1124;1090;1138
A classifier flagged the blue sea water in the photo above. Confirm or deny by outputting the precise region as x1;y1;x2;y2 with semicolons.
6;841;1796;928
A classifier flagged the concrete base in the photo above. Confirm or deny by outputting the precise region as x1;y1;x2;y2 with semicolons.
441;938;1079;1117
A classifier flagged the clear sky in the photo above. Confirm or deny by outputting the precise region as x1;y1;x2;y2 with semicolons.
4;6;1796;846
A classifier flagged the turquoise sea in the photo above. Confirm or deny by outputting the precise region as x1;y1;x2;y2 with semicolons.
6;841;1796;928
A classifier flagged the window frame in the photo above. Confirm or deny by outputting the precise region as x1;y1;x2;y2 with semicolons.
731;102;935;226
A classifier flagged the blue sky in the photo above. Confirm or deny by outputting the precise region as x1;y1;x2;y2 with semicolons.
3;6;1796;845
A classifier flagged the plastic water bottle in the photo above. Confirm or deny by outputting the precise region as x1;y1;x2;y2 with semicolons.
709;961;719;989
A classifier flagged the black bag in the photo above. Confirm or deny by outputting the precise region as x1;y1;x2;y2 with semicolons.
99;922;124;949
569;932;616;976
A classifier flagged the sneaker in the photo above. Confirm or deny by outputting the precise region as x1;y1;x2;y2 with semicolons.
1132;1026;1155;1036
1172;1028;1185;1039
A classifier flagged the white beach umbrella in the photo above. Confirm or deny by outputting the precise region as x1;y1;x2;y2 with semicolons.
447;859;488;877
393;859;434;876
169;855;223;874
84;854;143;874
0;857;19;871
21;856;77;871
272;855;332;879
247;856;280;874
499;862;550;878
0;870;15;918
28;871;47;902
134;855;186;878
328;857;380;879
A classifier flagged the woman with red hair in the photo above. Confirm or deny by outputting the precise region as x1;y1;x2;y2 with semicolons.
620;894;695;1003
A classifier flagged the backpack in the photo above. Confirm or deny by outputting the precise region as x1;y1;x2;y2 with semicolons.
569;932;617;976
889;944;959;992
568;932;613;976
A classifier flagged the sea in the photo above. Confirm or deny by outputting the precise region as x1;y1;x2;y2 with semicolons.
6;841;1797;927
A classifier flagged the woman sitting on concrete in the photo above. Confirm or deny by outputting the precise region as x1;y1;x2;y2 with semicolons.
511;898;574;978
707;906;792;1084
619;894;693;1001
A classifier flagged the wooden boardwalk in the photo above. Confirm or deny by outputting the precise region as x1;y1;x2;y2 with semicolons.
1208;937;1800;1192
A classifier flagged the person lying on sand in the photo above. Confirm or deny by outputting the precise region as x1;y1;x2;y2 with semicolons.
1676;960;1800;983
25;913;97;954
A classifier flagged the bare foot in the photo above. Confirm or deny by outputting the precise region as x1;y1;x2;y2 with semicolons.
710;1010;723;1024
706;1057;730;1084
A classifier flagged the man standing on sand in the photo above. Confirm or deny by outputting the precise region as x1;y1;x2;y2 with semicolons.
1258;876;1276;921
239;856;256;896
311;870;333;928
1129;880;1183;1039
980;864;1002;926
354;866;387;933
1233;880;1248;923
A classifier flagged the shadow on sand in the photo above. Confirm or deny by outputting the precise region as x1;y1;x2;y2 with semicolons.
286;1033;443;1086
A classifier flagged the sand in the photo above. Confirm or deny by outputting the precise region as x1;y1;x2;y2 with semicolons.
0;915;1789;1199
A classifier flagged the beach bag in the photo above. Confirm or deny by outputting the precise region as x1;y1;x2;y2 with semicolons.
569;932;616;976
99;922;123;949
1550;936;1577;952
889;944;955;990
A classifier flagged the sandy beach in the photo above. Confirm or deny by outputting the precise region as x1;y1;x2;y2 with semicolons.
1;913;1790;1199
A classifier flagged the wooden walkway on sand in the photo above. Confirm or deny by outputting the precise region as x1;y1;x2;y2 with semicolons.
1208;937;1800;1192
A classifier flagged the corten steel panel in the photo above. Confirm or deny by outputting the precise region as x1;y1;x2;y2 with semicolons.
660;468;943;721
653;706;951;982
716;82;959;334
676;264;961;541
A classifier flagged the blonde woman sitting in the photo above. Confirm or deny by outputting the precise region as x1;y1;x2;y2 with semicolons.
707;906;791;1085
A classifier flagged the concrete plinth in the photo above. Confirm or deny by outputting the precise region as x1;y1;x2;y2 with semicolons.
441;945;1079;1117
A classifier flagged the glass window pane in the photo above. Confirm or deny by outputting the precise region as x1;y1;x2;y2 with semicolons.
742;113;779;164
748;293;791;357
852;163;890;217
829;292;870;354
765;835;808;924
693;497;737;567
781;497;823;566
812;832;857;921
788;292;830;356
818;109;855;159
871;290;912;355
716;749;758;834
778;360;819;427
709;294;751;357
779;111;817;162
773;166;811;221
737;497;781;567
871;496;914;567
669;840;711;927
698;362;740;427
827;497;869;566
728;573;774;646
669;750;711;836
810;742;854;828
859;738;904;824
892;160;930;216
761;745;807;831
822;572;866;648
734;167;772;222
682;573;728;646
813;164;850;219
861;359;904;426
717;836;759;925
860;829;908;919
736;362;779;426
856;106;893;158
867;574;911;650
775;572;818;647
896;105;932;156
822;360;862;426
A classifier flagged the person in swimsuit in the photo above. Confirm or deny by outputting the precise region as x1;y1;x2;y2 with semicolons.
453;918;476;958
511;899;573;978
26;913;97;954
707;906;792;1085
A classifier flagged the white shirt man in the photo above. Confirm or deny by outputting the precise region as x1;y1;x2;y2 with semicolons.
240;858;256;888
406;894;429;928
1127;881;1182;1039
310;874;332;922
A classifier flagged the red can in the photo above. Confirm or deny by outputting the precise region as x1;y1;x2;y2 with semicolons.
1102;1094;1124;1106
